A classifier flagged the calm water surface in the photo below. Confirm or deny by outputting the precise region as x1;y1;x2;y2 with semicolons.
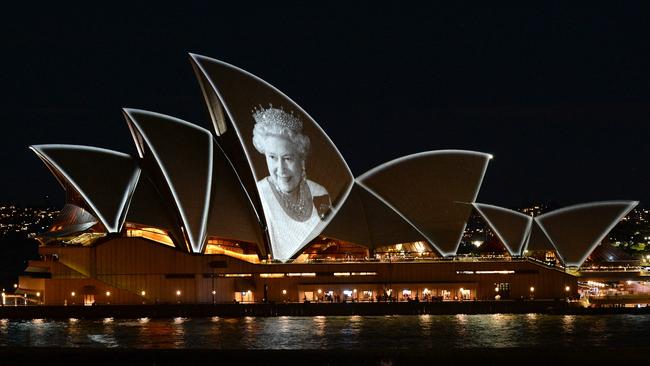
1;314;648;349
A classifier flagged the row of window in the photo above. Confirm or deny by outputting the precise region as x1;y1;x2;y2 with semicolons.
163;272;379;279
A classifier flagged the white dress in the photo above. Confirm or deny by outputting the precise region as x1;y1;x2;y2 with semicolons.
257;177;327;261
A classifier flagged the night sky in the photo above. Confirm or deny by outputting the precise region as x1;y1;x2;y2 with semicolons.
2;2;649;209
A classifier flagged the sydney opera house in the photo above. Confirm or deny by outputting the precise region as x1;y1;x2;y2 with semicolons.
18;54;639;306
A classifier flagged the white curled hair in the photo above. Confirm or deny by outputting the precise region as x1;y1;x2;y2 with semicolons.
252;122;310;159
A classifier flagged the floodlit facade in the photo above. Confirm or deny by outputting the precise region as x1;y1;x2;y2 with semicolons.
18;54;637;305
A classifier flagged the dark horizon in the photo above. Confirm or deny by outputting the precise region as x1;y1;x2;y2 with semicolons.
2;3;649;209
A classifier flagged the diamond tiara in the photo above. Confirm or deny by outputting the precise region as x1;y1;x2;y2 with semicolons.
252;104;303;131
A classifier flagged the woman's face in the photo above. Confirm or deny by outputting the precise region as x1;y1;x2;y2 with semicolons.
264;135;303;193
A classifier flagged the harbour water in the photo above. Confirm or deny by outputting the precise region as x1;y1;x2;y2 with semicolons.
1;314;649;350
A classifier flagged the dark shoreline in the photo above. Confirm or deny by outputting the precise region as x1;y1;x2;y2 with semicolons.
1;300;648;319
1;347;649;365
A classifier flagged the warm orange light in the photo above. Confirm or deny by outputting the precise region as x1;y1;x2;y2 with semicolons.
565;286;570;292
71;291;76;297
282;289;287;295
204;243;260;263
176;290;181;296
126;227;174;247
530;287;535;292
141;291;146;296
106;291;111;297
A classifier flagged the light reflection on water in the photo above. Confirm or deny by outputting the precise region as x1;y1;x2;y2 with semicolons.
0;314;649;349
